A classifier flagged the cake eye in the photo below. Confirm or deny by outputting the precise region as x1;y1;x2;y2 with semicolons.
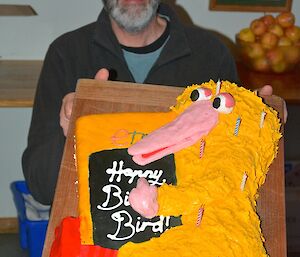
212;93;235;114
190;88;212;102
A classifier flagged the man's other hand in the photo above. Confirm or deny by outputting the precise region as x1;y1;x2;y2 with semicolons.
257;85;287;123
59;68;110;136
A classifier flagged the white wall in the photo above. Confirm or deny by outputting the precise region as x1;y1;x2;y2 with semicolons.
1;0;300;59
0;0;102;59
0;109;31;217
0;0;299;217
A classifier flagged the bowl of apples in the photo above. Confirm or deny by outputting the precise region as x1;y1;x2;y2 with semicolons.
236;12;300;73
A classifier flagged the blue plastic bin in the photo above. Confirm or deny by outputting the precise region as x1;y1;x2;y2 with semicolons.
11;181;48;257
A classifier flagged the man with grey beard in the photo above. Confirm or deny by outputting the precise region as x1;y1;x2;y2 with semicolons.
22;0;276;205
103;0;160;33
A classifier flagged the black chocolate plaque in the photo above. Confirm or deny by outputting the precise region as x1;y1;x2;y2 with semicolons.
88;148;181;249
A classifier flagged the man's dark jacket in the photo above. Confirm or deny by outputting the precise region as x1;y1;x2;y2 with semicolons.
22;3;238;205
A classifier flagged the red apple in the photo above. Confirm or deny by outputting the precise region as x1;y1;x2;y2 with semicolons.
252;57;270;72
260;32;278;49
268;24;284;37
285;26;300;43
278;36;292;46
271;61;287;73
284;46;300;64
276;12;295;28
245;42;265;58
237;28;255;43
260;14;276;27
250;19;267;36
266;48;284;65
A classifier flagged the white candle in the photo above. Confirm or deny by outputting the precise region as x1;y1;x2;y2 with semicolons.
216;79;221;94
240;172;248;191
260;111;266;128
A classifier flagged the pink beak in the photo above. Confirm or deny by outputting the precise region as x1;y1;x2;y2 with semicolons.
128;100;219;165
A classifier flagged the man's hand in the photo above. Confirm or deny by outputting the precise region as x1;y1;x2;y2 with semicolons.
59;68;110;136
60;92;75;136
257;85;287;123
94;68;109;81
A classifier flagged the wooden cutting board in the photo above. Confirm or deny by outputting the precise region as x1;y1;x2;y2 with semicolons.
42;79;286;257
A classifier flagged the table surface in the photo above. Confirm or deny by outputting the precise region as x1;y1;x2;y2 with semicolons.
0;60;299;107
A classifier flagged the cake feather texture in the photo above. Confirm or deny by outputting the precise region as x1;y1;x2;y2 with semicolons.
71;80;281;257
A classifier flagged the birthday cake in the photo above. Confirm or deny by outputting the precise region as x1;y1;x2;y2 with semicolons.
50;80;281;257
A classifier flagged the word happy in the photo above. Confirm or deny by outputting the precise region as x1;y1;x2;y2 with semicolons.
106;160;166;186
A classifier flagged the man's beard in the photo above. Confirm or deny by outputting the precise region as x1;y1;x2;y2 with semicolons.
103;0;160;33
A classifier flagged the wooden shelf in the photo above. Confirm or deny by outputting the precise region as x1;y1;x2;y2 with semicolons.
0;60;299;107
0;4;37;16
0;60;42;107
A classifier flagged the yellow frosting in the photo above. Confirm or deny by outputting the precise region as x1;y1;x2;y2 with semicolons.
75;80;281;257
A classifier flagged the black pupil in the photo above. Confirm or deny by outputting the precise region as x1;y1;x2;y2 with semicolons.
190;90;199;101
213;97;221;109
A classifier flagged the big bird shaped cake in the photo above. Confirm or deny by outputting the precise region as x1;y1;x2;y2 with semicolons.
50;80;281;257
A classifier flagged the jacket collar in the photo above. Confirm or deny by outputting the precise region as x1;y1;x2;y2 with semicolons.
154;3;191;66
93;7;123;59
